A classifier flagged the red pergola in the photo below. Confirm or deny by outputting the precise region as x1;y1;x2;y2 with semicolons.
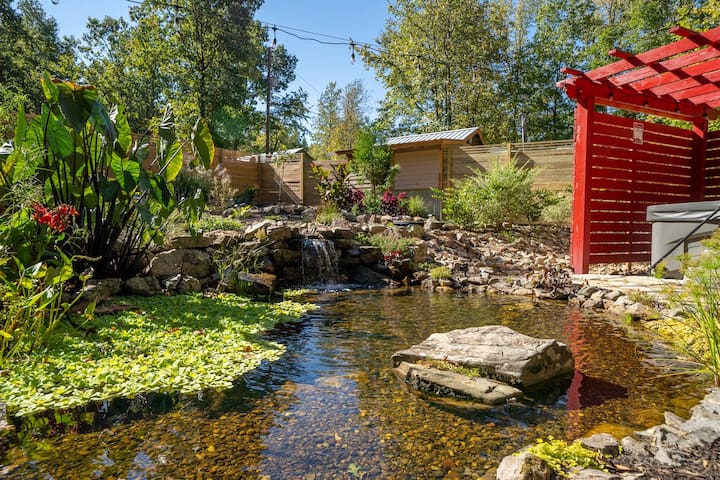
558;25;720;274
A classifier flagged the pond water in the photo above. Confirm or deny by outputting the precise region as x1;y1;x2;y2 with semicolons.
2;288;708;479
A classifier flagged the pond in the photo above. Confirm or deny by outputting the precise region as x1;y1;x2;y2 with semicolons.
2;288;707;479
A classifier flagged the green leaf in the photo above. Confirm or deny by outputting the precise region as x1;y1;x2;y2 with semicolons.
14;103;27;148
98;178;120;201
44;106;74;159
55;80;97;132
110;105;132;154
111;155;140;191
161;141;183;182
191;117;214;169
41;72;58;102
158;105;176;144
0;330;12;340
89;101;118;144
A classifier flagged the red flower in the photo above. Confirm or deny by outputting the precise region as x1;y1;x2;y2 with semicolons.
31;203;79;232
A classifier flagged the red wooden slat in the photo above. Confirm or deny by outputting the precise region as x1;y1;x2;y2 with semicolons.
589;252;651;263
590;157;691;176
627;56;720;92
588;242;651;254
592;147;693;168
589;225;652;236
590;174;692;192
686;90;720;105
591;122;694;148
590;211;647;222
591;141;692;163
586;25;720;81
594;113;694;138
591;189;690;203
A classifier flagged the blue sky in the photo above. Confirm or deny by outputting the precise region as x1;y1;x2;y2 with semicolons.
40;0;389;124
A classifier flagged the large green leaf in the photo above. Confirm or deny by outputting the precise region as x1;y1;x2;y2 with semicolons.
14;103;27;148
110;105;132;154
45;106;74;159
161;141;183;182
41;73;58;102
111;154;140;191
139;172;172;206
55;80;98;132
89;101;118;145
98;178;120;202
191;117;214;169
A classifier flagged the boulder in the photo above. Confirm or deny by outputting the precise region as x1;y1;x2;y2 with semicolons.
124;276;162;296
224;272;276;296
391;325;574;388
164;274;201;294
496;451;555;480
169;234;212;249
80;278;123;305
149;249;213;279
395;361;522;405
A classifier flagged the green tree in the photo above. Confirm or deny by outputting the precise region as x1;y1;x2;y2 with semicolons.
0;0;75;111
311;80;369;158
351;125;397;196
363;0;510;141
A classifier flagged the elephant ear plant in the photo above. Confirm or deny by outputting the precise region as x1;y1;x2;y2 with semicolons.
6;74;215;277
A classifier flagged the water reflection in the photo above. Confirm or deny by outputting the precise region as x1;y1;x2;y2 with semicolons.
2;288;708;479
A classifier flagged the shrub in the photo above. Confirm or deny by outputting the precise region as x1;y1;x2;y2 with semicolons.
404;195;430;217
526;437;609;477
434;158;541;228
197;214;245;232
359;232;415;257
429;265;452;280
211;165;237;208
381;190;408;216
667;231;720;386
312;162;354;210
175;166;214;203
316;204;342;225
540;189;572;225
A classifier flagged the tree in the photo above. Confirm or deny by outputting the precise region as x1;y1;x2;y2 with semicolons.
363;0;510;141
351;125;397;197
311;80;369;158
0;0;75;112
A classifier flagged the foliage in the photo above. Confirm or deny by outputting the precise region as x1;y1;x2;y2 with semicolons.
210;165;238;208
361;192;382;215
0;293;316;416
358;232;415;257
311;80;369;158
381;190;409;217
312;162;356;210
434;158;541;228
405;195;429;217
526;437;608;478
196;214;245;232
174;166;214;204
315;204;343;225
0;201;91;363
429;265;452;280
666;231;720;386
351;125;397;196
5;76;214;278
417;358;482;378
539;188;572;225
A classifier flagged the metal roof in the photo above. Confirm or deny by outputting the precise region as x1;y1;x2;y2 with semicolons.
386;127;481;146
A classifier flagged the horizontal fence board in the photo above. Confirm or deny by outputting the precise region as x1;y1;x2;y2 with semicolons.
592;122;694;149
588;242;652;254
589;252;651;263
595;112;694;138
592;146;693;168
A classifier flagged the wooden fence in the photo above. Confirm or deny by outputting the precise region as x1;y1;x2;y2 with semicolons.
447;140;574;191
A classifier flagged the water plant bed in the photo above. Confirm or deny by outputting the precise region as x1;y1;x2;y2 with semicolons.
1;289;709;478
0;293;316;417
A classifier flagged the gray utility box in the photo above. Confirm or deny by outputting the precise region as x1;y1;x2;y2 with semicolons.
646;200;720;278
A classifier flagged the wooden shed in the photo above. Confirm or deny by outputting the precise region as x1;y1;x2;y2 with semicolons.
388;127;484;213
558;25;720;274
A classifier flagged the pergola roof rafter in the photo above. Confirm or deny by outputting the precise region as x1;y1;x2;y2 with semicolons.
559;25;720;121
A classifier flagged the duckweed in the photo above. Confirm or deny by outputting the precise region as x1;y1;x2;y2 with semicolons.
0;293;316;416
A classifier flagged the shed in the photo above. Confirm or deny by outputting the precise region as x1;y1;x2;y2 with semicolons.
558;25;720;274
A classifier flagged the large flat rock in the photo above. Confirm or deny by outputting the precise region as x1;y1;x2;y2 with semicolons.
391;325;574;388
395;362;522;405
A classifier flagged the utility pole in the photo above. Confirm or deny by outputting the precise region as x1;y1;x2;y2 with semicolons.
265;46;271;155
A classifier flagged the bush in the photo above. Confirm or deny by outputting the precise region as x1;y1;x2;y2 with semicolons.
434;158;541;228
527;437;609;477
381;190;408;216
667;230;720;386
175;166;214;203
316;204;342;225
429;265;452;279
540;188;572;225
358;232;415;257
404;195;430;217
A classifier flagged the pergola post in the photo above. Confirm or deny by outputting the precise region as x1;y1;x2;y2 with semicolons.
570;95;595;274
691;117;708;201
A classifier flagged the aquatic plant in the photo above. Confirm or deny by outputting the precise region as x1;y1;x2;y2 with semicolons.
0;293;316;416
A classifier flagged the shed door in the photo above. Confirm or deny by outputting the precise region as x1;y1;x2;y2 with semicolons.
393;148;439;190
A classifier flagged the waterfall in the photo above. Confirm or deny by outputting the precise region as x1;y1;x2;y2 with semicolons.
301;238;340;286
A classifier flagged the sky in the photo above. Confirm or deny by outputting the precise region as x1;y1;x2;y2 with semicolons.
40;0;389;126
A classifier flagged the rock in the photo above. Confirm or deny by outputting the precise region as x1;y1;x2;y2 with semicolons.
124;276;162;296
224;272;276;296
266;225;292;241
410;242;428;263
366;223;386;235
149;249;213;279
358;246;383;265
580;434;620;456
169;234;212;249
496;451;555;480
424;216;442;231
271;248;300;266
164;274;201;294
81;278;123;304
568;469;619;480
203;230;245;248
395;362;522;405
331;227;354;239
245;220;273;239
406;224;425;239
391;326;574;388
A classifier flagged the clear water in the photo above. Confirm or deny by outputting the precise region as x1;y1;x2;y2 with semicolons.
2;288;707;479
